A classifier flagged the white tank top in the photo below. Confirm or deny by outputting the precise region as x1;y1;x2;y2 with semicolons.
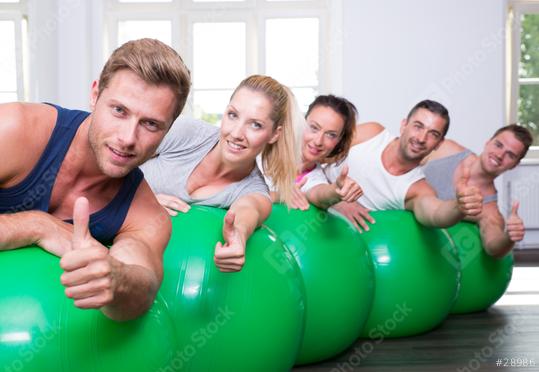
325;129;425;210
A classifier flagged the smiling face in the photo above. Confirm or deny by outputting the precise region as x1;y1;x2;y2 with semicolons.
399;108;447;162
480;130;525;177
218;87;281;167
89;69;177;178
302;105;345;165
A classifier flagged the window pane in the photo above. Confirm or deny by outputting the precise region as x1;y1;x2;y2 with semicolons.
266;18;318;87
291;87;317;113
518;84;539;144
118;20;172;46
193;22;245;89
193;90;232;125
0;92;17;103
0;21;17;92
520;14;539;79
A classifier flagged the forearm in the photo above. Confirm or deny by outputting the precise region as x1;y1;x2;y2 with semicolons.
306;184;340;209
0;211;47;250
412;197;463;228
101;258;160;321
229;204;264;242
478;218;514;258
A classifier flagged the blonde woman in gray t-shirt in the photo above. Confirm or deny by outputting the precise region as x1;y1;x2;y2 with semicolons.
140;75;300;272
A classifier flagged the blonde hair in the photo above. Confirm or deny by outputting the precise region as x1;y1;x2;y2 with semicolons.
98;38;191;121
232;75;301;206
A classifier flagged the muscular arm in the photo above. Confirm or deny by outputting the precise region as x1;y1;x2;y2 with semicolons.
102;181;171;320
0;103;70;254
474;203;516;258
0;103;54;185
405;179;464;228
60;183;171;321
0;211;46;250
0;211;73;255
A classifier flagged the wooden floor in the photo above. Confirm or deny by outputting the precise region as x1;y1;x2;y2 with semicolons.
293;266;539;372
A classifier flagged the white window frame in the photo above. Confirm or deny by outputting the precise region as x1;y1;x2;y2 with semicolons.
0;0;27;102
103;0;342;116
508;0;539;159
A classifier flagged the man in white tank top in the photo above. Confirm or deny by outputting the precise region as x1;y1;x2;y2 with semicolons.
325;100;483;231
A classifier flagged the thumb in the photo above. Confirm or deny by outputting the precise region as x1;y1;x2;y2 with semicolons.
458;165;470;188
223;211;236;241
73;197;90;247
336;165;349;187
224;210;236;227
510;200;520;217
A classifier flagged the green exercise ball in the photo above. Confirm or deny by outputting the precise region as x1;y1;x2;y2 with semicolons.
0;247;177;372
359;210;459;338
265;205;375;365
447;222;513;314
159;206;306;372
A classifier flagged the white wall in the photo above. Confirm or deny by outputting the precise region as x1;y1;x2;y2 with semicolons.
39;0;508;141
342;0;506;154
27;0;104;109
26;0;59;102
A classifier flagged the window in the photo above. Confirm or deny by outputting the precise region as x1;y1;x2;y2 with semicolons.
104;0;340;123
0;0;26;103
508;1;539;150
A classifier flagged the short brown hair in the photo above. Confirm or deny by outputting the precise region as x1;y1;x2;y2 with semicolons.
98;38;191;121
491;124;533;160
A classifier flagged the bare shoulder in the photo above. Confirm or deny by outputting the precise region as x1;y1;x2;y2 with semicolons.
0;102;56;141
406;178;436;203
353;122;385;145
0;102;28;133
0;103;56;184
422;139;466;164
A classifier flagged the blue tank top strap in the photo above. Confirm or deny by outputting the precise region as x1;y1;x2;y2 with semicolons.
87;168;144;245
483;193;498;204
0;103;143;245
0;103;89;213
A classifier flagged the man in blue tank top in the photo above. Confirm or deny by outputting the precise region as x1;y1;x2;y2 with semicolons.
325;100;484;231
422;125;532;257
0;39;191;321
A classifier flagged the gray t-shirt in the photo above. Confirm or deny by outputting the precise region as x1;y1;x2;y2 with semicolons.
423;149;498;203
140;116;270;208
